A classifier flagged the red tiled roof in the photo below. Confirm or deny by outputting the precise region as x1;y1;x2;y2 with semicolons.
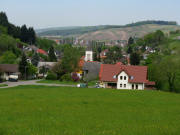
99;64;154;84
37;49;47;55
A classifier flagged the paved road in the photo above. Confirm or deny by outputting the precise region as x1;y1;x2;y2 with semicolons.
0;80;76;89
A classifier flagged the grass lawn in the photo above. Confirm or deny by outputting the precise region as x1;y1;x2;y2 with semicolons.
0;86;180;135
0;84;8;87
37;79;97;86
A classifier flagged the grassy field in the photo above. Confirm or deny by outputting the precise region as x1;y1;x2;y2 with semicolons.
0;86;180;135
0;84;8;87
37;79;97;86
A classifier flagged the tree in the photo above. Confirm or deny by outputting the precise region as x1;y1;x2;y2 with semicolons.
28;27;36;44
36;37;57;51
93;51;98;61
158;57;180;92
48;46;57;62
61;46;81;73
19;53;28;79
144;30;165;49
52;61;64;80
104;46;122;64
127;46;132;54
0;25;7;35
39;66;48;77
149;56;180;92
0;12;9;27
130;52;140;65
128;37;134;45
27;63;38;79
20;25;29;43
0;51;17;64
31;53;40;67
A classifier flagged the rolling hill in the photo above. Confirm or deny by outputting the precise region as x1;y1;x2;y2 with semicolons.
36;21;180;41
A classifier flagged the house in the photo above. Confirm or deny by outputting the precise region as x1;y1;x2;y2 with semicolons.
0;64;19;81
23;45;38;52
99;63;155;90
85;50;93;62
37;62;57;77
82;61;101;81
38;62;57;70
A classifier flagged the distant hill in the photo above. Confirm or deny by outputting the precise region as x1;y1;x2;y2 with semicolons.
36;21;180;40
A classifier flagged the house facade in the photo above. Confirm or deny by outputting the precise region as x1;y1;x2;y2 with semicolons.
0;64;19;81
82;61;101;81
99;63;155;90
85;51;93;62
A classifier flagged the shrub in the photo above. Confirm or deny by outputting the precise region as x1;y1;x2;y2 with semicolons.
72;73;80;82
61;73;72;82
46;71;57;80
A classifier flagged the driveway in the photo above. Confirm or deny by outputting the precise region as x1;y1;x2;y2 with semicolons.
0;80;76;88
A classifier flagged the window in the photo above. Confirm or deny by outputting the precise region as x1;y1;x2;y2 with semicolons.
120;84;122;87
124;84;126;88
124;76;127;80
130;76;134;80
132;84;134;89
136;84;138;89
120;76;123;80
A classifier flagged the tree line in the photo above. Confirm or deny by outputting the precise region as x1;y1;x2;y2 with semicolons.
0;12;36;44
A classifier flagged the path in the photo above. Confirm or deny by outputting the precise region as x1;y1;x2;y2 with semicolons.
0;80;76;89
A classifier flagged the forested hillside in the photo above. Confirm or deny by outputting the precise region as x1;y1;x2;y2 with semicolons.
36;20;180;40
0;12;57;64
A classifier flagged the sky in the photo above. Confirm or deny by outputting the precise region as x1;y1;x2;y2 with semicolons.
1;0;180;29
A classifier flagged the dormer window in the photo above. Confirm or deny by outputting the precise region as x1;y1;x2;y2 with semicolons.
113;75;116;79
130;76;134;80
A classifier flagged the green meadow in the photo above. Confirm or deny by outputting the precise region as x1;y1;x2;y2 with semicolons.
0;85;180;135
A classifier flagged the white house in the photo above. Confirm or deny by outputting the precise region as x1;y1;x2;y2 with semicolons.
99;63;155;90
85;51;93;62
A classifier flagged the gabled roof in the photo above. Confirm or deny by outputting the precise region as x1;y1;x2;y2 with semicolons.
99;63;153;84
0;64;19;73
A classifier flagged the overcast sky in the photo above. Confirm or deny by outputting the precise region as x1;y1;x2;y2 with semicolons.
1;0;180;29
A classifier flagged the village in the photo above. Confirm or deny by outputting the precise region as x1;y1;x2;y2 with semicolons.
0;1;180;134
0;39;156;90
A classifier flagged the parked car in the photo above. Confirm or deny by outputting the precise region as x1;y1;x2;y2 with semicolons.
77;83;88;88
94;83;103;88
9;75;18;82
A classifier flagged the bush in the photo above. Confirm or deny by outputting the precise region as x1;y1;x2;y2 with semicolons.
46;71;57;80
72;73;80;82
61;73;72;82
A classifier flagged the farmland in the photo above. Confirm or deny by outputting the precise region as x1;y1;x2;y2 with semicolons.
0;85;180;135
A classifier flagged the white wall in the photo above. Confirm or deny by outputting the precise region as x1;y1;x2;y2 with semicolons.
117;71;131;89
85;51;93;61
117;71;144;90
